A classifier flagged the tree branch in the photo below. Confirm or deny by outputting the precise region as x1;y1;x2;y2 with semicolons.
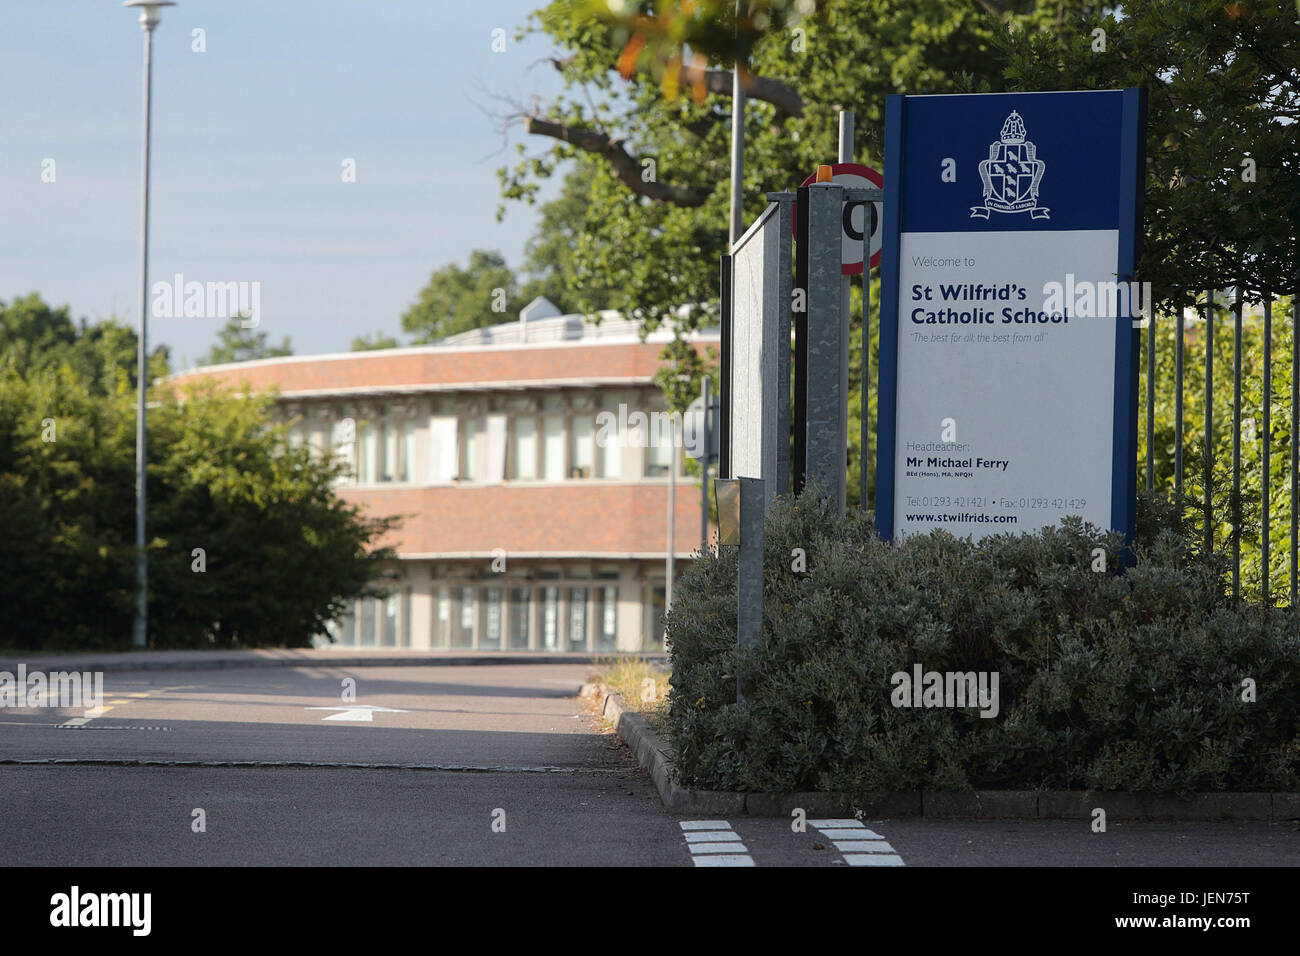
680;65;805;118
546;55;804;118
523;115;711;206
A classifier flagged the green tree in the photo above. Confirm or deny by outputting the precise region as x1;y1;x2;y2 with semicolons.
0;292;167;393
995;0;1299;305
198;315;292;366
0;295;394;650
351;332;400;351
517;170;621;314
401;249;520;343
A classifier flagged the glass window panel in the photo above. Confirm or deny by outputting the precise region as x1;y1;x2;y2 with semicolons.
333;606;356;646
331;418;356;485
399;420;414;483
541;414;565;480
432;585;450;649
648;585;667;651
597;587;617;651
567;587;588;650
360;422;379;484
508;588;530;649
570;415;594;478
540;586;559;650
430;416;458;483
382;593;398;646
359;598;376;646
644;411;672;477
451;587;474;649
381;422;398;482
460;418;479;481
510;417;538;480
481;586;502;650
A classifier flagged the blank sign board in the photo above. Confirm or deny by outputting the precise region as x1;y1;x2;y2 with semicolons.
729;202;787;509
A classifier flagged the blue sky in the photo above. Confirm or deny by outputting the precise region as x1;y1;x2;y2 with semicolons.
0;0;565;367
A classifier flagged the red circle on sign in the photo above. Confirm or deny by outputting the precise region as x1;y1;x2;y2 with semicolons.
796;162;883;275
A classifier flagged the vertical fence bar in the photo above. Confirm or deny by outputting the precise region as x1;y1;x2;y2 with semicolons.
1291;293;1298;606
1175;301;1185;506
1232;292;1243;599
861;265;872;513
1262;295;1272;605
1205;289;1214;554
1146;304;1155;491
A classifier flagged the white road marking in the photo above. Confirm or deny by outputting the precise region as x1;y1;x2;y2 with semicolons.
810;820;905;867
684;830;742;843
692;854;755;867
818;827;883;840
679;820;755;867
306;705;409;722
834;840;894;852
843;854;905;867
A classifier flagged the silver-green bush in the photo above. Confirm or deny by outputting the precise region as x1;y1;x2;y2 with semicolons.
665;490;1300;795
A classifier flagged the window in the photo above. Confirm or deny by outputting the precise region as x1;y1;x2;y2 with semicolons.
432;585;450;649
647;585;667;651
459;418;479;481
597;586;618;651
381;593;398;645
539;586;559;650
451;587;474;648
508;588;530;650
645;418;673;478
332;605;356;646
359;597;376;646
510;417;538;480
567;587;588;650
481;586;503;650
541;414;565;480
597;396;623;478
331;418;356;484
570;414;594;478
360;422;379;483
401;419;415;483
378;422;395;482
430;416;458;483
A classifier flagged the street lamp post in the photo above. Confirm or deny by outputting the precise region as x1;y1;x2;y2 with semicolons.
125;0;174;648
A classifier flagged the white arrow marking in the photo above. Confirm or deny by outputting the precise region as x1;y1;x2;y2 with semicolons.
307;705;409;723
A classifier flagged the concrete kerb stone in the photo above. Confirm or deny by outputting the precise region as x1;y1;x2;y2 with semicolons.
586;685;1291;822
0;652;665;674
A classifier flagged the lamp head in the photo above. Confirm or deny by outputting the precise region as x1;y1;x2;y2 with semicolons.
123;1;176;31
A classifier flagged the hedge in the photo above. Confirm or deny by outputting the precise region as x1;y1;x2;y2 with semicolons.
665;490;1300;795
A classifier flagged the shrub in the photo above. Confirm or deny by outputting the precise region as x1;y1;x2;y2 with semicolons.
665;489;1300;795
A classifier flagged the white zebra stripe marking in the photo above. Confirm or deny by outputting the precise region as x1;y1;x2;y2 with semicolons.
843;853;905;867
679;820;755;866
811;820;905;866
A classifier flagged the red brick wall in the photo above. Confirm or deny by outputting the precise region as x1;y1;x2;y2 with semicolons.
340;483;707;557
169;342;679;394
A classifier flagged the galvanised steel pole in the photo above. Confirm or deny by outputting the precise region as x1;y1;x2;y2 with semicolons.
126;1;175;648
701;376;710;553
727;4;744;246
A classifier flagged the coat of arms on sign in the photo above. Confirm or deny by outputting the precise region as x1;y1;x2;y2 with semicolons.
971;111;1050;220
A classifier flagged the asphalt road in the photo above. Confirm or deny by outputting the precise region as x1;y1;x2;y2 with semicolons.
1;663;1297;866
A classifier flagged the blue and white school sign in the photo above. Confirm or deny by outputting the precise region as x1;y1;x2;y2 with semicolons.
876;90;1145;544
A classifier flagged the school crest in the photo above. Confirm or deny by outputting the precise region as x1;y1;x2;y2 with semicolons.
971;111;1050;220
